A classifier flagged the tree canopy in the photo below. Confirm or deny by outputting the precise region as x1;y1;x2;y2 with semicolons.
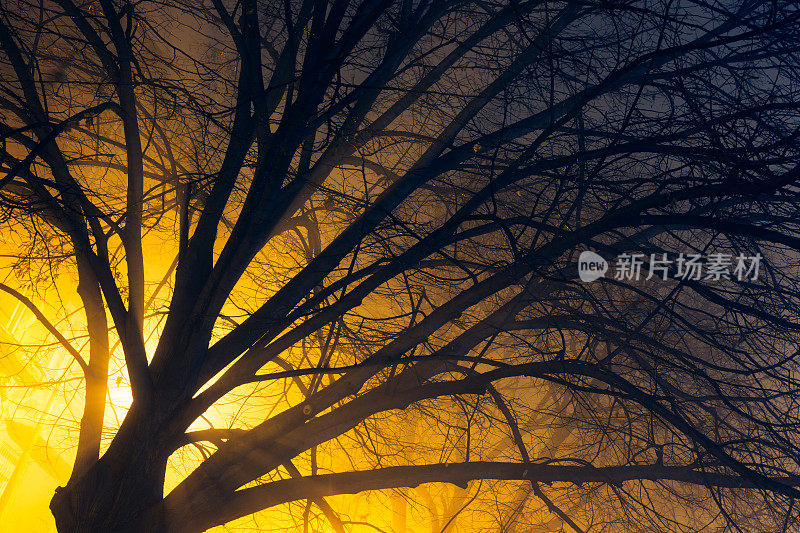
2;0;800;531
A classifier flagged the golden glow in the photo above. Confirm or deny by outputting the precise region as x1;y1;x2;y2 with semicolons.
0;224;568;532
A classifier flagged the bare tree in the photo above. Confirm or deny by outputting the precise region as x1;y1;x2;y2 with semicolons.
1;0;800;531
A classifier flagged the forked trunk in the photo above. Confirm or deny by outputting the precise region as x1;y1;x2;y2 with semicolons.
50;408;171;532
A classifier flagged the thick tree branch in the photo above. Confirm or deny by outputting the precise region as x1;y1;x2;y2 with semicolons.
171;461;800;532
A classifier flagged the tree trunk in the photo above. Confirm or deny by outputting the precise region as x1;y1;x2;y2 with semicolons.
50;407;170;532
71;256;110;480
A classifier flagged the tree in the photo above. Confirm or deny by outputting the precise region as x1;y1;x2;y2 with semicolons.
1;0;800;530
